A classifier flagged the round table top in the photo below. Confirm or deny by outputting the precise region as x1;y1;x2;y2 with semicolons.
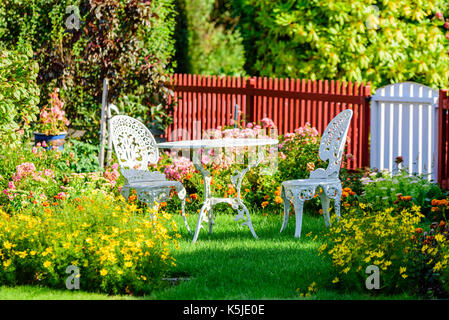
157;138;278;149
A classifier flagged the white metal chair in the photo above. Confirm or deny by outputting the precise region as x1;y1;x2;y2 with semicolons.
110;115;191;233
280;109;353;238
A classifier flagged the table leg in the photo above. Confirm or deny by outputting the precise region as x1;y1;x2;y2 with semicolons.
191;146;265;242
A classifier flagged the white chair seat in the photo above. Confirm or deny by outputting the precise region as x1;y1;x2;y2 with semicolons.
124;180;183;190
282;178;341;188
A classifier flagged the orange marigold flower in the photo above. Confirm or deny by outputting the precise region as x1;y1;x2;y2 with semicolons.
274;196;283;204
261;201;269;208
263;195;270;200
42;201;49;207
342;191;349;198
160;202;167;208
343;203;350;208
415;228;423;234
439;220;446;228
431;207;441;212
190;194;198;200
343;187;351;192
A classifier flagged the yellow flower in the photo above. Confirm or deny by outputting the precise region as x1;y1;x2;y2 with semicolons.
124;261;133;268
332;277;339;283
43;261;51;268
399;267;406;274
100;269;108;276
3;241;12;250
3;259;11;267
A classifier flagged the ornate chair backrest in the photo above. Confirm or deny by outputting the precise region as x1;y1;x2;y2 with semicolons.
110;115;164;183
309;109;353;180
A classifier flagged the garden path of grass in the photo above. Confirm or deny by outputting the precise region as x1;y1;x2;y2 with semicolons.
0;211;416;300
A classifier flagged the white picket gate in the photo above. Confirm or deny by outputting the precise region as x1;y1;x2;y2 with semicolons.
370;82;439;182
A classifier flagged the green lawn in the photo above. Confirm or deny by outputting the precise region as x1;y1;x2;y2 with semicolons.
0;210;417;300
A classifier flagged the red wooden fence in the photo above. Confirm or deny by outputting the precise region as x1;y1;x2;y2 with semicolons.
438;90;449;190
166;74;371;170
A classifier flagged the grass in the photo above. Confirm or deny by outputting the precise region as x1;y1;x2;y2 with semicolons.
148;210;417;300
0;209;417;300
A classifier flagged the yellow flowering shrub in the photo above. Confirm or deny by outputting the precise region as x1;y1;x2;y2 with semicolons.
0;190;180;295
320;203;425;294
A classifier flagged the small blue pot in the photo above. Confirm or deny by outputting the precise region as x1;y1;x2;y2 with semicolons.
34;132;67;151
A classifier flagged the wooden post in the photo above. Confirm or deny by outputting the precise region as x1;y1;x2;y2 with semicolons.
106;103;119;166
245;77;256;124
362;83;371;168
99;78;108;169
438;90;447;188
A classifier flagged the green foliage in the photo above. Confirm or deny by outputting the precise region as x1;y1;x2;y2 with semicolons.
320;204;425;295
360;168;445;217
63;140;101;173
234;0;449;90
0;192;178;295
0;0;177;142
175;0;246;76
0;44;40;148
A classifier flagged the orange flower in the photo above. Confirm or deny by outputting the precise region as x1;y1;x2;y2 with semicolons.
76;205;84;211
343;203;350;208
274;196;283;204
439;220;447;228
160;202;167;208
401;196;412;201
431;207;441;212
263;195;270;200
190;194;198;200
245;188;250;193
128;195;137;202
42;201;49;207
343;187;352;193
342;191;349;198
227;187;235;195
261;201;269;208
415;228;423;234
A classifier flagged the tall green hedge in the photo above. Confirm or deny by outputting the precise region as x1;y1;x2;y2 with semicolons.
233;0;449;90
0;43;40;149
174;0;246;76
0;0;177;141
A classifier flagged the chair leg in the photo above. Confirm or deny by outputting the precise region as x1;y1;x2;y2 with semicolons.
180;197;192;234
280;196;290;233
319;190;331;227
292;198;305;238
334;196;341;221
208;209;214;234
192;203;208;243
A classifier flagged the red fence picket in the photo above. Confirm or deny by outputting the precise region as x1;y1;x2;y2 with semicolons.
438;90;449;190
166;74;371;169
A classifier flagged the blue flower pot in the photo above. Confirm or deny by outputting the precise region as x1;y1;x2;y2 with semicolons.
34;132;67;151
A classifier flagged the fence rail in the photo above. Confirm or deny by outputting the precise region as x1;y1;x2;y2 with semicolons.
166;74;371;169
438;90;449;189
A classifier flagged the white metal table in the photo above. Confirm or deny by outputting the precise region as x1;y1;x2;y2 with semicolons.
157;138;278;242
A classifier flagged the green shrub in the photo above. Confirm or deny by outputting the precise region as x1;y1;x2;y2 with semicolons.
234;0;449;89
175;0;246;76
319;204;425;295
0;44;40;149
0;0;177;142
0;191;179;295
360;168;445;217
